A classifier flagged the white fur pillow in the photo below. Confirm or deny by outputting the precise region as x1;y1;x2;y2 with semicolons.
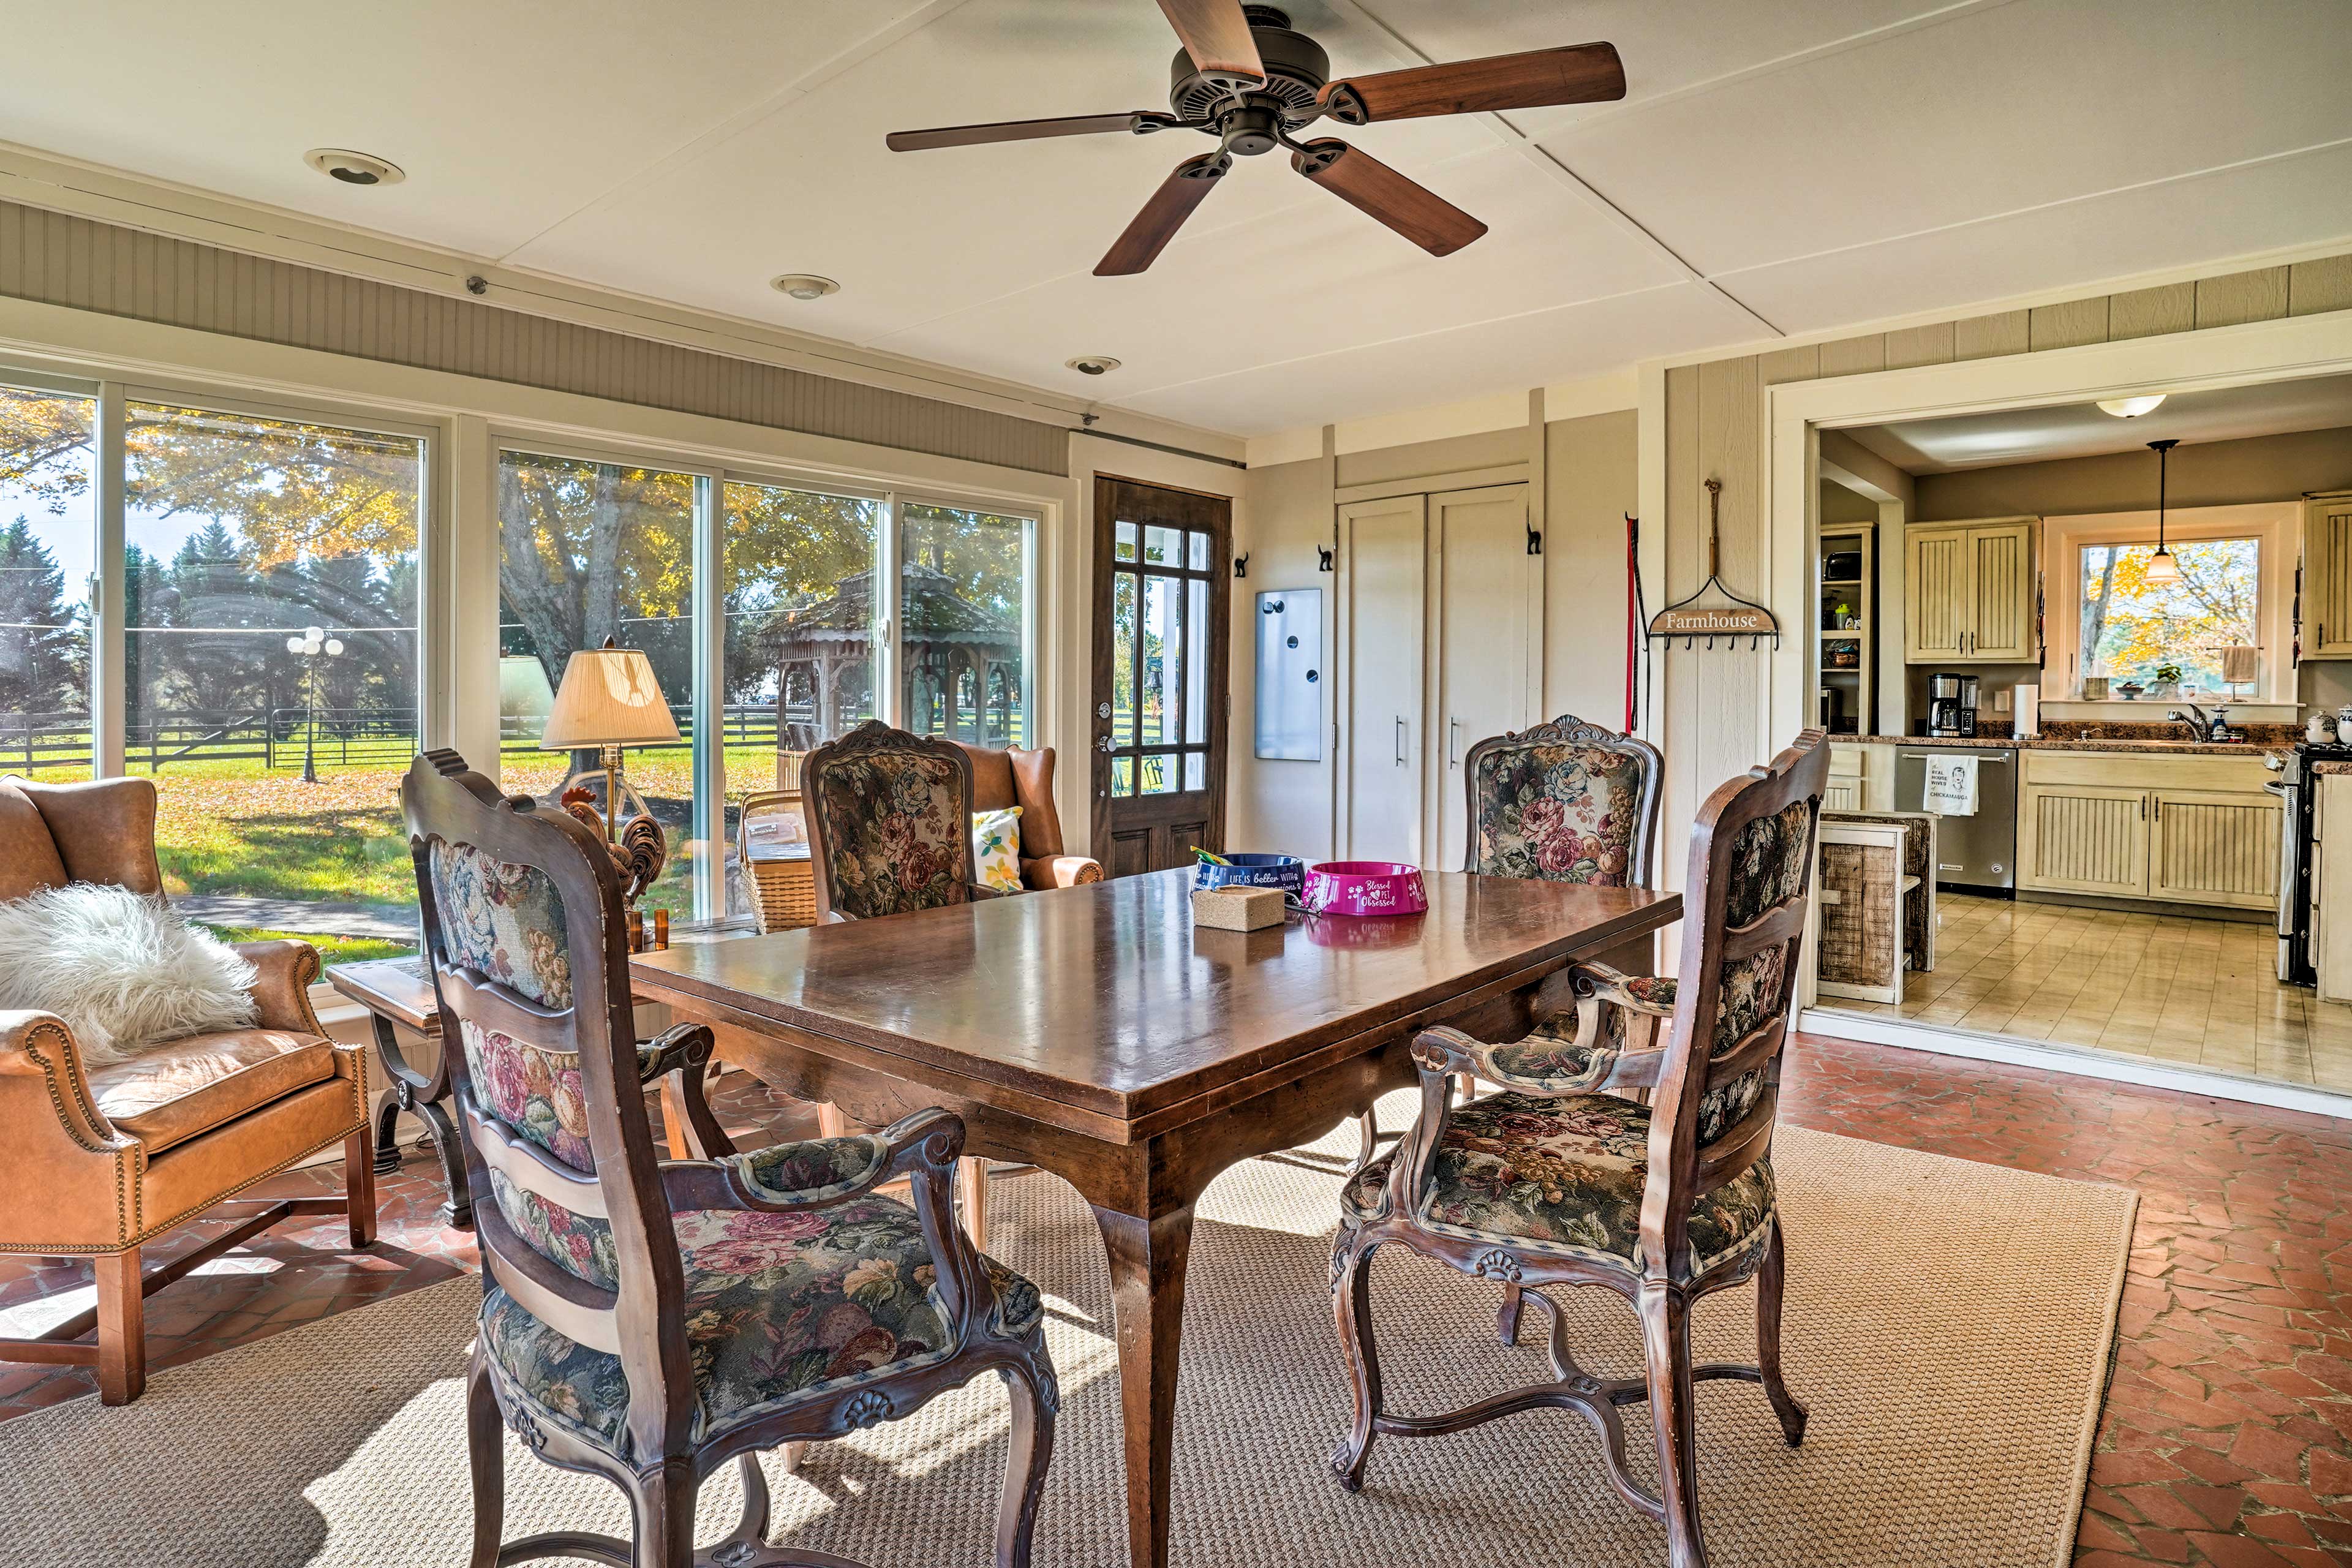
0;884;259;1066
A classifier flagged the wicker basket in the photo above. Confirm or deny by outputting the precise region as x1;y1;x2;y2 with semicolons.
738;787;816;932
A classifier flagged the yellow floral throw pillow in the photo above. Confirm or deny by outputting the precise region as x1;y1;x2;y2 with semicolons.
971;806;1025;894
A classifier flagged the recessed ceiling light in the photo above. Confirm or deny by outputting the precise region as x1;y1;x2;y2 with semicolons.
1066;356;1121;376
2095;394;2166;418
303;148;405;186
770;274;840;301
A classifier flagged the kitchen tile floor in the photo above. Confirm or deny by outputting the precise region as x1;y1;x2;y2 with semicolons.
14;1041;2352;1566
1828;892;2352;1092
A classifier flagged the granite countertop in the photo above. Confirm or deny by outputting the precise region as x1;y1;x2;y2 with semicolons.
2315;761;2352;777
1844;734;2282;756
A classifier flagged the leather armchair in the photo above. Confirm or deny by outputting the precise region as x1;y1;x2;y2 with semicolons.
0;775;375;1404
952;742;1103;889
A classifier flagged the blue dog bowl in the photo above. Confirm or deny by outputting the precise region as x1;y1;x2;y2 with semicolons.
1195;853;1306;895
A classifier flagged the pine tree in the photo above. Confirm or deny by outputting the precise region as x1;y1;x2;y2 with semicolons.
0;516;83;716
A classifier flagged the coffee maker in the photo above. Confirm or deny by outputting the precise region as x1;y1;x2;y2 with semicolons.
1928;673;1980;737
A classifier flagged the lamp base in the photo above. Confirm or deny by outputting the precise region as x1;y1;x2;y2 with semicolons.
545;762;651;839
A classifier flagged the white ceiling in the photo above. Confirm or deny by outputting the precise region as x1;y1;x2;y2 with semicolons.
1847;374;2352;474
2;0;2349;438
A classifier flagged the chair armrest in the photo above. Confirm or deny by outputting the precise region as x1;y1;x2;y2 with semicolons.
639;1020;731;1159
230;939;325;1034
659;1106;964;1216
0;1011;141;1251
968;881;1007;902
1441;961;1677;1097
1020;854;1103;889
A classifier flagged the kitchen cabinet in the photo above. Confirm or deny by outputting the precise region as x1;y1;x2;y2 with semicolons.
2306;490;2352;658
2016;752;2281;910
2321;775;2350;1004
1903;518;2038;663
1825;745;1864;812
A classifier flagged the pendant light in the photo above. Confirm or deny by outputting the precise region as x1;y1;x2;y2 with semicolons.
2145;438;2180;586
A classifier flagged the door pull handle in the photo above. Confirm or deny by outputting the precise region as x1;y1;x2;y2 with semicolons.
1449;719;1461;768
1394;716;1406;766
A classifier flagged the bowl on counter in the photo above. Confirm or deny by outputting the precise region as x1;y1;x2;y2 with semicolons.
1194;853;1306;896
1301;861;1428;918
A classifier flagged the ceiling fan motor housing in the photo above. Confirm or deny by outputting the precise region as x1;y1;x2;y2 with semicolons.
1168;7;1329;132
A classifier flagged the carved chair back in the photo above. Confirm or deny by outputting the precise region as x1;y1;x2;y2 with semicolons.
1461;715;1664;889
802;719;978;923
1640;729;1828;1280
404;750;695;1460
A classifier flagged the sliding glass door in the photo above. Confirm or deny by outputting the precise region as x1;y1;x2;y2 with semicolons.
0;382;96;780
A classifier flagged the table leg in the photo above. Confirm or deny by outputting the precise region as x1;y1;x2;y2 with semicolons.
1089;1202;1197;1568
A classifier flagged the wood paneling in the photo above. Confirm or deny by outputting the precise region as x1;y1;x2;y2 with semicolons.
1883;323;1956;369
2020;785;2148;897
2195;266;2292;331
2109;282;2196;340
1904;527;1970;660
1817;335;1886;378
2292;255;2352;318
1954;311;2030;360
1969;522;2035;661
2029;297;2109;352
1757;343;1820;386
0;198;1067;475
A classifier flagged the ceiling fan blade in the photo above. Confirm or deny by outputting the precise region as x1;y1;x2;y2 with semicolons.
1155;0;1265;85
1292;140;1487;257
1095;151;1232;276
1319;43;1624;124
887;111;1179;152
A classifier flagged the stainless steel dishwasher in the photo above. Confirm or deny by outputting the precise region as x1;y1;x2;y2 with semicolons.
1894;746;2018;892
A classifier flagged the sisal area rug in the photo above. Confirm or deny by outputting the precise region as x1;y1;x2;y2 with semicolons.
0;1104;2134;1568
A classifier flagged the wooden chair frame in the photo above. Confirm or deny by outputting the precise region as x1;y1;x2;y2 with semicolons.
1460;711;1666;884
405;750;1055;1568
1330;731;1830;1568
801;719;1001;925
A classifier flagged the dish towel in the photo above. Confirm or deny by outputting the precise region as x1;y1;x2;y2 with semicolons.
1923;754;1979;817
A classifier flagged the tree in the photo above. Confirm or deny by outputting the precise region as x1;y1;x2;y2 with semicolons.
0;517;83;715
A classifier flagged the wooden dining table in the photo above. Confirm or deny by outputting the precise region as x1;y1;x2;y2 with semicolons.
628;864;1679;1568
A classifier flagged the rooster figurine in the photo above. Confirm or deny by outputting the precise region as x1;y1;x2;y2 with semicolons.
560;785;668;904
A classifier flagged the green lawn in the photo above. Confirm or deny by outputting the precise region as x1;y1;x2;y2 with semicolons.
196;924;413;965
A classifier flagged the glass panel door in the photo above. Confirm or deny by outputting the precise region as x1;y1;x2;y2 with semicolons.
0;383;96;781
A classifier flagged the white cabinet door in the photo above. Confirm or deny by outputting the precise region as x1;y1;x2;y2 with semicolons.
1340;495;1427;865
1431;484;1533;872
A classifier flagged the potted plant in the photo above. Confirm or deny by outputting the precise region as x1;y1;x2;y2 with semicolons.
2149;662;2184;699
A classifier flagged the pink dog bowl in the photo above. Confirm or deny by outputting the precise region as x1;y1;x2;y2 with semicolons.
1301;861;1429;918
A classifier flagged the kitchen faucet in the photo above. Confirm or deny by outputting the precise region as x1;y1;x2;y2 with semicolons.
2168;703;2233;743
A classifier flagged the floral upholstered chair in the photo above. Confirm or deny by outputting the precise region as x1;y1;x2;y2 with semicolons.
1329;731;1828;1568
404;750;1056;1568
804;719;997;924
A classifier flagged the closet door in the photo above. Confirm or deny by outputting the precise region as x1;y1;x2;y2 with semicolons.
1431;484;1533;872
1340;495;1427;864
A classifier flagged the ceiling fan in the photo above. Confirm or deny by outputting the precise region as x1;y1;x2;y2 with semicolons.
885;2;1625;276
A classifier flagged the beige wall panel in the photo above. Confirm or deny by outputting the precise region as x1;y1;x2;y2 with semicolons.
1230;455;1337;858
1817;335;1886;378
2195;266;2290;330
1694;352;1770;816
1954;311;2030;360
1758;344;1819;386
0;198;1068;475
1913;425;2352;520
2290;255;2352;317
1543;409;1638;725
2108;282;2196;340
1883;322;1956;369
2029;297;2109;352
1333;424;1526;488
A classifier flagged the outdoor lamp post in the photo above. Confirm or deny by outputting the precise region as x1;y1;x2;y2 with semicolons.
285;625;344;783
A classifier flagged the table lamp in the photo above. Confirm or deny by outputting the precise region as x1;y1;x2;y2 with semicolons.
539;639;680;841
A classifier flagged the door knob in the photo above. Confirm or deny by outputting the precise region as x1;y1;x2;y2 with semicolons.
1096;736;1115;753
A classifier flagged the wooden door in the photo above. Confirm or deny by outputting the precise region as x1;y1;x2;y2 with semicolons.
1339;495;1427;864
1904;526;1973;661
2018;784;2149;897
2149;790;2282;910
1091;476;1231;876
1430;485;1533;872
2307;492;2352;657
1968;521;2037;661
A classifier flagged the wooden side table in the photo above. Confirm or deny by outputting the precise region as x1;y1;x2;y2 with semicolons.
329;957;474;1228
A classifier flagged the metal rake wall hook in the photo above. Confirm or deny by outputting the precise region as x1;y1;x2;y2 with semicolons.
1645;477;1781;652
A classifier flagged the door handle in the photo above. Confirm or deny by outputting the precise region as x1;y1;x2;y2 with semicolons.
1394;716;1406;766
1449;719;1461;768
1096;735;1114;753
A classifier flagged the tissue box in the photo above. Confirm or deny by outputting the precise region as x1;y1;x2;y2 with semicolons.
1191;886;1286;932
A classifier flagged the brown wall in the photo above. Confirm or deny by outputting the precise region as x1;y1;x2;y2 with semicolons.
1915;426;2352;521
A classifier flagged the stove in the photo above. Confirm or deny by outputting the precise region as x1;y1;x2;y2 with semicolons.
2274;741;2352;985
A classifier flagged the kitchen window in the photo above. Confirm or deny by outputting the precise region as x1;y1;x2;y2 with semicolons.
2048;503;2296;703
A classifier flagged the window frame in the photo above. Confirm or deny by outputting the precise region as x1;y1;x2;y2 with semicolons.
2044;502;2298;703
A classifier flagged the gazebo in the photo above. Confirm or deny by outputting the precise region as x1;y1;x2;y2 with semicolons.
764;564;1022;746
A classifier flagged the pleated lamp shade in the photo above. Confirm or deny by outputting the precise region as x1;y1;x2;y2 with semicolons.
540;643;681;750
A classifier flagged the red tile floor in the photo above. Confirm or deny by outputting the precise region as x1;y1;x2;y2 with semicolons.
6;1036;2351;1566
